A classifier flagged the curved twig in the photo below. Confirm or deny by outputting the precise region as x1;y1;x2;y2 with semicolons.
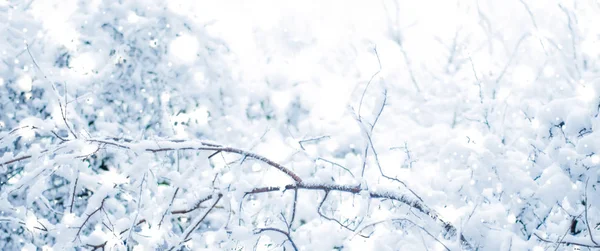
245;183;471;249
254;227;299;251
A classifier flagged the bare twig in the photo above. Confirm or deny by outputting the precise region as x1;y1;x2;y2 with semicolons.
355;218;451;251
126;173;147;244
354;104;425;203
317;191;359;232
77;193;219;249
369;90;387;133
358;90;387;177
358;46;383;120
360;142;370;177
159;187;180;228
254;227;299;251
390;142;417;168
61;83;77;139
169;193;223;251
69;174;79;213
298;135;331;150
584;178;598;245
0;155;32;167
50;130;68;142
288;187;298;230
26;44;77;139
208;150;222;159
534;232;600;249
317;157;355;178
87;139;303;184
73;197;108;242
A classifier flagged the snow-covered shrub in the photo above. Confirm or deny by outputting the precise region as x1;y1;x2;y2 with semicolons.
1;0;599;250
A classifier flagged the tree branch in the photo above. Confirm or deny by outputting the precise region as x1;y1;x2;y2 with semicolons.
534;233;600;249
88;139;303;184
245;183;471;249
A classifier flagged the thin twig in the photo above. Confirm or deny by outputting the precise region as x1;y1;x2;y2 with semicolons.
126;173;146;243
369;90;387;133
298;136;330;150
169;194;223;251
208;150;222;159
254;227;299;251
534;232;600;249
317;191;359;232
317;157;355;178
73;197;108;242
355;218;451;251
69;174;79;213
353;98;425;203
358;46;383;120
159;187;180;228
0;155;32;167
288;187;298;230
584;178;598;245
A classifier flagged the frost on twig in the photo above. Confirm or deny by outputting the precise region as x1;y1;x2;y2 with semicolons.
2;1;599;250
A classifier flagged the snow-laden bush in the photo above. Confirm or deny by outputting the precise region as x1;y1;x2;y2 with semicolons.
1;0;600;250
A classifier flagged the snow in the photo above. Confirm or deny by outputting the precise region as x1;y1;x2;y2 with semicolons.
2;0;600;250
85;228;107;246
69;52;97;75
21;243;36;251
169;33;199;64
16;74;32;92
511;65;536;86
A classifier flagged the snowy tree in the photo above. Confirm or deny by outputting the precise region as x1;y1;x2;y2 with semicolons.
1;0;600;250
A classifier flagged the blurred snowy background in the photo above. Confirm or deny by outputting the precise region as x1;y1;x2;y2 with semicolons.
1;0;600;250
